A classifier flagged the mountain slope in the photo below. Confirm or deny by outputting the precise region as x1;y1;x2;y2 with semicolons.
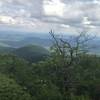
0;42;15;54
12;45;49;62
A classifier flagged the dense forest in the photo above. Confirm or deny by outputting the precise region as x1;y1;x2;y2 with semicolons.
0;31;100;100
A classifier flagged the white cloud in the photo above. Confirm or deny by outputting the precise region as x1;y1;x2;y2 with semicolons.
43;0;66;17
93;0;100;4
0;15;16;24
82;17;91;25
0;0;99;34
60;24;70;28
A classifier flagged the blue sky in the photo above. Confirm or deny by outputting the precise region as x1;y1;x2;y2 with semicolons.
0;0;100;34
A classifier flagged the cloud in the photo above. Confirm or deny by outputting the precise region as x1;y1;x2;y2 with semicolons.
0;0;99;34
43;0;66;17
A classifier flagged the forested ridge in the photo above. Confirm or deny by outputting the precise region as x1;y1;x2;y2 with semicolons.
0;31;100;100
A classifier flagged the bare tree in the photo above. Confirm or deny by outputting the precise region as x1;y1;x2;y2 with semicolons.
49;29;95;91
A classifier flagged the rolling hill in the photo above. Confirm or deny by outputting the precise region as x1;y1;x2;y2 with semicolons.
0;46;14;54
0;42;15;54
12;45;50;62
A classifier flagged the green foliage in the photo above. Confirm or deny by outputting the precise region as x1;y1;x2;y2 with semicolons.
0;48;100;99
0;54;63;99
0;73;32;100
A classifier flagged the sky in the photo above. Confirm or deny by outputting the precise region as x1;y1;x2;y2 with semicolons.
0;0;100;35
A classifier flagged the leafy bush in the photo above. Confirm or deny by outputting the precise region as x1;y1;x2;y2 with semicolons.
0;73;32;100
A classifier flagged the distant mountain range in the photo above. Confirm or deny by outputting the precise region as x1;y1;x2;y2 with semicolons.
0;30;100;55
0;31;52;48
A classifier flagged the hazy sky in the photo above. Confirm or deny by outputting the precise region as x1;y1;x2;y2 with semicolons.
0;0;100;34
